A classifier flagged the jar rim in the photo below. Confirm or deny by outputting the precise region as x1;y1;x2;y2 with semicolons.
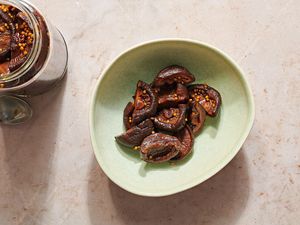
0;0;42;83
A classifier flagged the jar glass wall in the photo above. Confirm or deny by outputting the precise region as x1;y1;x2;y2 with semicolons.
0;0;68;124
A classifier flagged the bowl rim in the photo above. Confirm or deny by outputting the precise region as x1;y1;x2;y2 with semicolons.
89;38;255;197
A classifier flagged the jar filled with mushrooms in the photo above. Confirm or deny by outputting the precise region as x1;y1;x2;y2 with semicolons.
0;0;68;124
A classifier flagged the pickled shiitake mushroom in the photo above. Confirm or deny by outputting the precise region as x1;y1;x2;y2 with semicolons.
115;119;154;148
188;84;221;117
123;102;134;130
154;65;195;87
0;31;11;59
0;11;13;61
188;102;206;135
9;12;32;71
154;104;187;132
116;65;222;164
158;83;189;108
132;80;158;125
172;126;194;160
140;133;182;163
17;12;31;25
0;5;34;74
9;49;28;71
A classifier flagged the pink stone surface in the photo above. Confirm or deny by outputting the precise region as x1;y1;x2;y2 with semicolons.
0;0;299;224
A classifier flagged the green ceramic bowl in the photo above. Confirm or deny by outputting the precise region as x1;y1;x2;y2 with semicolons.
90;39;254;197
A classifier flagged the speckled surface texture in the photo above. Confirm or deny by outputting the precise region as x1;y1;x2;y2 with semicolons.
0;0;299;224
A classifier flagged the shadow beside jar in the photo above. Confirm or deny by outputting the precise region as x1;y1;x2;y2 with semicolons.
0;75;67;225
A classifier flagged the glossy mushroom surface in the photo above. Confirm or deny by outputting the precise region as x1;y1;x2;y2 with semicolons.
154;65;195;87
132;80;158;125
154;104;187;132
140;133;182;163
172;126;194;160
115;119;154;148
188;102;206;135
158;83;189;108
0;31;11;60
123;102;135;130
188;84;221;117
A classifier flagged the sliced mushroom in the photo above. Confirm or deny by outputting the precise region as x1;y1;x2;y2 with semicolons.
132;81;158;125
9;32;31;72
17;12;31;28
0;31;11;60
10;32;20;51
8;49;28;72
188;84;222;117
154;65;195;87
172;126;194;160
115;119;154;148
8;10;32;72
154;104;187;132
140;133;182;163
158;83;189;108
188;102;206;135
123;102;135;130
0;5;34;74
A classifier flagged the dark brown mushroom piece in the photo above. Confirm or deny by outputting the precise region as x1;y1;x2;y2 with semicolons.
9;13;31;72
0;30;11;60
172;125;194;160
154;104;187;132
0;10;14;62
17;12;31;26
132;80;158;125
153;65;195;87
9;49;28;71
188;102;206;135
140;133;182;163
115;119;154;148
123;102;134;130
158;83;189;108
188;84;222;117
10;32;20;51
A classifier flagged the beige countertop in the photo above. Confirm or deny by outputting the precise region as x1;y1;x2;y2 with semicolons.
0;0;299;224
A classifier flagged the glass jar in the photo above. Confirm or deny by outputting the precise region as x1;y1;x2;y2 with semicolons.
0;0;68;124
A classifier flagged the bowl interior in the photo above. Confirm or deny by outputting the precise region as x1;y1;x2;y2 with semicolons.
91;40;254;197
